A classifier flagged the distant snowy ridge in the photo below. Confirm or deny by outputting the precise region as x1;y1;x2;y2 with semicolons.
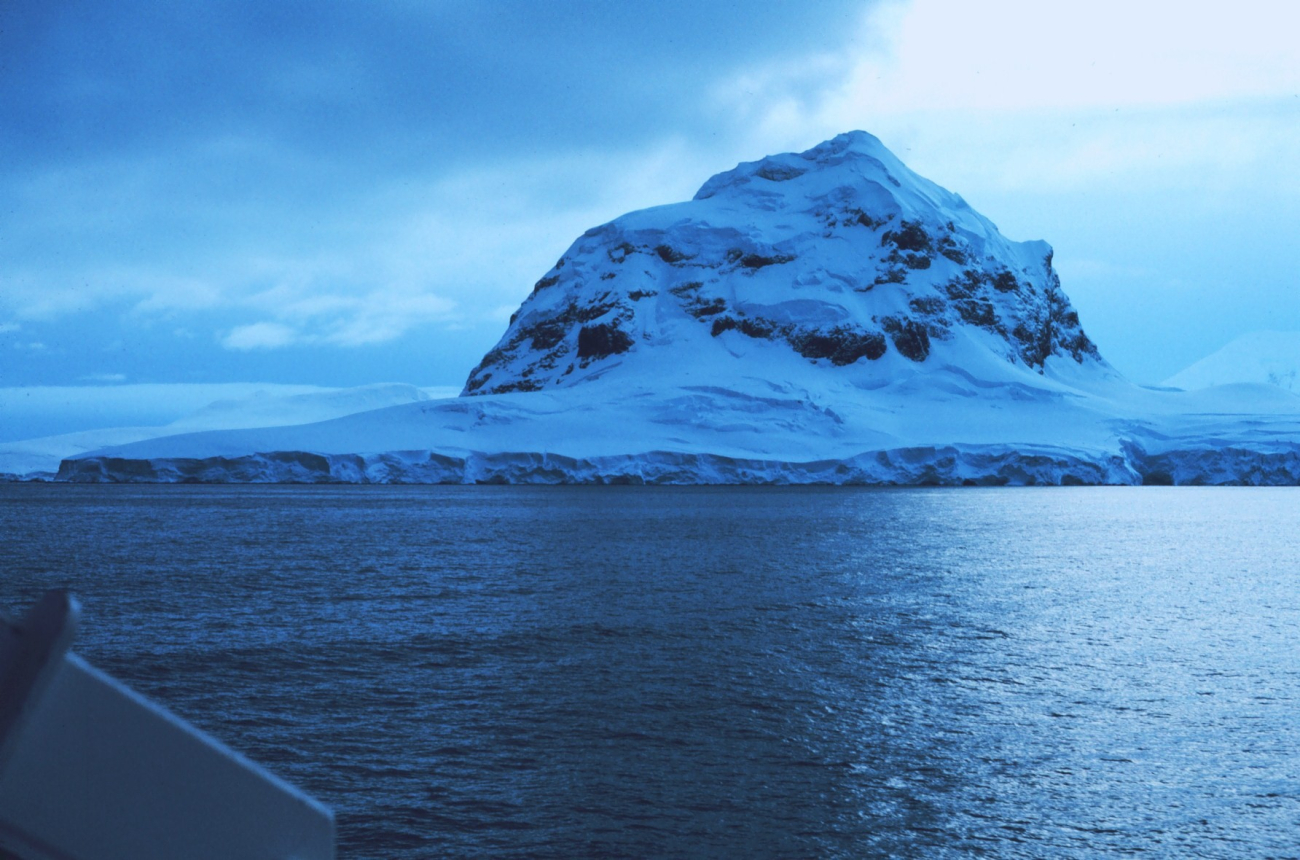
51;132;1300;485
1165;331;1300;392
0;383;433;477
165;383;435;431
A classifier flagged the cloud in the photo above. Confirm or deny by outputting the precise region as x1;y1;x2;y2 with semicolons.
311;291;457;347
361;139;714;310
696;0;1300;385
217;287;458;351
701;1;1300;229
0;323;19;334
81;372;127;382
712;0;1300;161
1;1;873;387
1;2;866;329
5;0;1296;387
2;1;867;169
221;322;298;351
751;0;1300;120
1;131;710;354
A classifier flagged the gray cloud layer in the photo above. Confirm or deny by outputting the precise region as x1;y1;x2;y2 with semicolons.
3;0;1297;388
1;1;866;386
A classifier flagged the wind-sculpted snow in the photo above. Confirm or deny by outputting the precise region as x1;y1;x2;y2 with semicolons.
42;132;1300;486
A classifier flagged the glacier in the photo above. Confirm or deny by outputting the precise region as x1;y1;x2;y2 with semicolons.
48;132;1300;485
0;384;438;478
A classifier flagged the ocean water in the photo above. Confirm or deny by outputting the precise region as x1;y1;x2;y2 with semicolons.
2;485;1298;859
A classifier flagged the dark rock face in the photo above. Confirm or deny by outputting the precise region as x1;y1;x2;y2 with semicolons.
955;298;998;328
464;295;636;393
754;163;807;182
736;252;795;270
790;328;887;365
654;244;691;264
576;324;633;360
994;271;1019;292
710;311;887;366
525;320;568;350
883;220;932;253
710;316;779;340
884;318;931;362
687;298;727;318
873;267;907;286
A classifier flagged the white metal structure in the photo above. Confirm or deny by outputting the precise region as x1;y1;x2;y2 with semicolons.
0;591;334;860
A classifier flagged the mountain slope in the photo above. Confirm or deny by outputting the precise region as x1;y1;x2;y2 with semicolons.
1;383;433;477
1165;331;1300;392
465;132;1099;399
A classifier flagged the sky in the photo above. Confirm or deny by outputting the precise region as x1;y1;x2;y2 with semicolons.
3;0;1299;398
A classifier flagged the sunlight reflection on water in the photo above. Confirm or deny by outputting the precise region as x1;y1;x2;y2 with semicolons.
3;485;1298;858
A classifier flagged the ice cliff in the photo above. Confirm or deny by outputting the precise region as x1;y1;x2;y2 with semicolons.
56;133;1300;485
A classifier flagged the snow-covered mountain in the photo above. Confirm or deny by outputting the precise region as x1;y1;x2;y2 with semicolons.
52;133;1300;485
1165;331;1300;392
0;383;435;477
465;131;1099;398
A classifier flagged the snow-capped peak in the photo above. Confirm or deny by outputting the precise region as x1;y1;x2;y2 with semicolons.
462;132;1100;397
1165;331;1300;392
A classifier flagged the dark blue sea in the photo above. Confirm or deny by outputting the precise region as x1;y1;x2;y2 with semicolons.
3;485;1298;858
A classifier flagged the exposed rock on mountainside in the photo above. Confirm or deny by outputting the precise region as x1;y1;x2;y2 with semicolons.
464;132;1098;396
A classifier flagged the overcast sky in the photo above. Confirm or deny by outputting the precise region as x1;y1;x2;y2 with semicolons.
3;0;1298;391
